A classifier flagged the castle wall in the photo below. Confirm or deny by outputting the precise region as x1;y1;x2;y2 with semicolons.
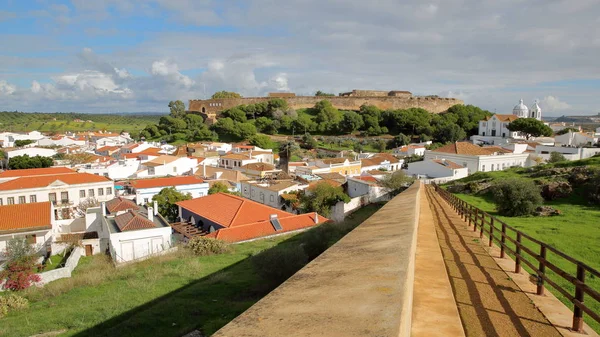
189;96;463;115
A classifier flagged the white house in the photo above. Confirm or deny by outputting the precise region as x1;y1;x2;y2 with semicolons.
548;122;581;133
38;136;86;147
6;147;57;159
205;142;232;155
0;167;115;221
77;158;141;180
406;159;469;183
129;176;209;205
534;145;600;161
555;131;599;147
240;180;304;209
89;199;172;263
346;176;390;202
95;135;130;148
0;202;56;258
424;142;531;174
295;158;362;176
136;155;199;178
360;153;403;173
219;153;259;170
471;114;521;145
393;145;426;157
0;131;45;148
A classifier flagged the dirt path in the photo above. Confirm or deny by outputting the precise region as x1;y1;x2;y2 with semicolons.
425;185;562;337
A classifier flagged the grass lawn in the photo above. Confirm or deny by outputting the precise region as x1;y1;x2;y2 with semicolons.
0;204;383;337
453;191;600;333
41;252;71;272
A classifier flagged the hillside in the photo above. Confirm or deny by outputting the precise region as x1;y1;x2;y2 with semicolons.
444;157;600;332
0;112;163;133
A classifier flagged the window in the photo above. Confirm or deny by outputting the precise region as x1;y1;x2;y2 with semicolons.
80;190;86;198
0;198;2;206
19;196;26;204
148;167;155;175
144;198;149;203
106;187;112;195
30;195;37;203
89;189;95;197
103;173;109;177
7;197;14;204
98;188;104;196
173;166;177;173
61;192;68;203
270;195;274;202
482;165;486;172
48;193;56;203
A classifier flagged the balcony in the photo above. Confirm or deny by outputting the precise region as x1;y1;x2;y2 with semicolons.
53;200;74;207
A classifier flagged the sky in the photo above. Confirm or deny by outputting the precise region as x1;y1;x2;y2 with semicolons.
0;0;599;116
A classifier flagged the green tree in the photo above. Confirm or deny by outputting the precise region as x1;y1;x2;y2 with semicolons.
340;111;364;133
249;134;274;149
380;171;413;196
433;123;467;143
315;90;335;97
211;91;242;99
293;114;317;133
184;114;206;129
491;178;543;216
235;122;257;139
391;133;411;148
267;98;288;114
443;104;493;136
301;133;318;149
8;155;53;169
151;187;192;222
507;118;553;140
556;127;579;135
376;139;387;152
168;100;186;119
208;181;232;195
314;100;342;133
255;117;278;134
14;140;35;147
548;152;567;163
300;182;350;217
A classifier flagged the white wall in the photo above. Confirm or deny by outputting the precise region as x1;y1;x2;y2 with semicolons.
424;151;530;174
37;246;84;285
135;183;209;205
108;227;172;263
7;147;57;159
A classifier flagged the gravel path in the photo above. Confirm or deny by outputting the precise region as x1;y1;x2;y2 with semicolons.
425;186;562;337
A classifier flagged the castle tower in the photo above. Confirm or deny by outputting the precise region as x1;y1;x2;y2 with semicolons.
530;100;542;121
512;99;529;118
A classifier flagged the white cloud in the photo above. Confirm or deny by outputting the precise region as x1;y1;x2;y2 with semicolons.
0;80;16;95
539;96;571;112
151;60;194;87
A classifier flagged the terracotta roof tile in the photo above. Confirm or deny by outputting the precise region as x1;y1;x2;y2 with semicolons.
432;159;464;169
143;155;180;167
96;146;120;152
221;153;252;160
0;173;111;191
321;158;347;164
482;114;519;122
130;176;205;189
105;197;138;213
114;210;157;231
241;162;276;171
0;167;76;178
0;202;52;232
432;142;510;156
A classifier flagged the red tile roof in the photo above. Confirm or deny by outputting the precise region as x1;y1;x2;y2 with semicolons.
205;212;327;242
96;146;120;152
178;193;315;229
130;176;205;189
432;159;464;169
0;173;112;191
482;114;519;122
114;210;157;231
241;162;276;171
0;202;52;232
0;167;76;178
106;197;138;213
432;142;511;156
137;148;163;156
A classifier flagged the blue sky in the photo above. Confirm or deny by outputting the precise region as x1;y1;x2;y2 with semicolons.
0;0;599;115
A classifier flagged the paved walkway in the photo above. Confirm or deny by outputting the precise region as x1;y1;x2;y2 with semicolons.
424;185;562;337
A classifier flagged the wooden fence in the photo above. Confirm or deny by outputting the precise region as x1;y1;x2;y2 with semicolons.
432;183;600;333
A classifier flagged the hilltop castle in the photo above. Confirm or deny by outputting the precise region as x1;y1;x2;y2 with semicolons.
188;90;464;124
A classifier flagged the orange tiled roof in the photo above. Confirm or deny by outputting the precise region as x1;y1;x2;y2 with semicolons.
143;155;180;167
137;147;163;156
0;167;76;178
0;202;52;232
307;179;343;191
356;176;378;183
361;158;379;167
0;173;112;191
105;197;138;214
372;153;400;164
221;153;252;160
321;158;348;165
432;142;510;156
241;162;276;171
177;193;293;228
114;210;157;231
130;176;205;189
96;146;120;152
206;212;328;243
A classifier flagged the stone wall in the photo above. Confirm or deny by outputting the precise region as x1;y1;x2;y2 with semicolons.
189;95;463;115
37;246;83;285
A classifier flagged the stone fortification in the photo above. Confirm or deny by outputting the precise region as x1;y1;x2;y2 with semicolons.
188;90;463;116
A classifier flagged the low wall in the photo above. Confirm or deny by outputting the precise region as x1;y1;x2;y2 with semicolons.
37;246;83;285
213;183;422;337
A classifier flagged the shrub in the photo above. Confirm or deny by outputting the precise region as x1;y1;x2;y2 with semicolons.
586;171;600;205
548;152;567;163
0;259;42;291
252;245;308;286
187;237;230;256
491;178;543;216
0;294;29;311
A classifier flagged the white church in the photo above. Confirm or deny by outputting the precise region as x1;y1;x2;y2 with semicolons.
471;99;543;145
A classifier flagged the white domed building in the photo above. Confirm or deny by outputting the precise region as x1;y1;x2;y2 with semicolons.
512;99;529;118
529;101;542;120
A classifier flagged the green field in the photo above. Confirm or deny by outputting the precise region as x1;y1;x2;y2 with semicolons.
0;112;163;133
445;160;600;332
0;204;382;337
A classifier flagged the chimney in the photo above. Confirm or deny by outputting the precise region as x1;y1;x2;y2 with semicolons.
101;201;106;216
203;164;206;177
314;213;319;224
153;200;158;215
148;207;154;222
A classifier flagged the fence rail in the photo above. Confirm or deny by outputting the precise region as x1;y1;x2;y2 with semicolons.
432;183;600;333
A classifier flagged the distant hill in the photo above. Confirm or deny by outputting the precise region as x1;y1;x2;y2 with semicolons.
0;111;164;133
554;113;600;123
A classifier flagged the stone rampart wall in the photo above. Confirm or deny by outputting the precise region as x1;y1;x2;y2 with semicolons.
189;96;463;115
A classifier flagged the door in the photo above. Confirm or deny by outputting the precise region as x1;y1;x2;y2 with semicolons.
120;241;134;262
85;244;93;256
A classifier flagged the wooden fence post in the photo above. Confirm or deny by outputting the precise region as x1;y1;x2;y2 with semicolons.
537;246;547;296
489;217;494;247
500;223;506;258
474;209;478;232
572;264;585;332
515;232;522;274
